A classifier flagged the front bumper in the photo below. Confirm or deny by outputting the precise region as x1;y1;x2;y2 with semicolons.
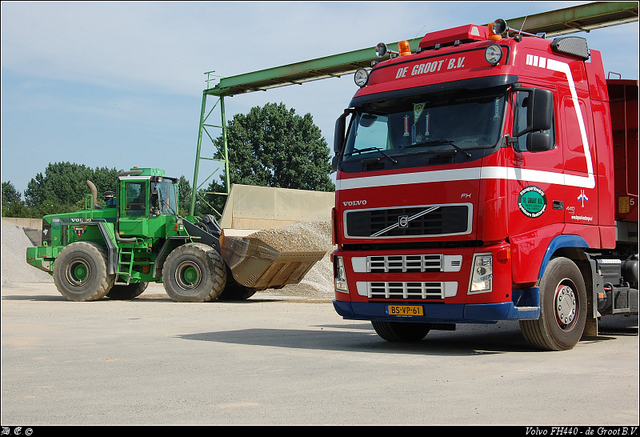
333;287;540;323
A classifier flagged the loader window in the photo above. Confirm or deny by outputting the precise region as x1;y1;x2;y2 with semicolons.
124;181;147;217
150;179;178;216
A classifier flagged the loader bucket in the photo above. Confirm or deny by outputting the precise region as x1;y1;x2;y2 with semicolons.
219;230;326;290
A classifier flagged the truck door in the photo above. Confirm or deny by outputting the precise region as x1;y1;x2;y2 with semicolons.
508;88;564;232
507;88;564;284
119;180;149;237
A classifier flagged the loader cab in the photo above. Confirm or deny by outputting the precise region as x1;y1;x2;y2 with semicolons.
117;168;179;238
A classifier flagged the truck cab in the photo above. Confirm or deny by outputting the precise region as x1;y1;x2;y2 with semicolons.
331;21;638;350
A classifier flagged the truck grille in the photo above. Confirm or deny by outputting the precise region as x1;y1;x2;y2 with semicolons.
345;204;471;239
369;254;443;272
356;281;457;300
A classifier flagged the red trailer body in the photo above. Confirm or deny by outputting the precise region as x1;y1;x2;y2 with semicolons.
331;22;638;350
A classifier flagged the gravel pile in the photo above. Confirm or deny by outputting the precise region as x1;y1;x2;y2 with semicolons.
2;224;54;287
250;221;336;298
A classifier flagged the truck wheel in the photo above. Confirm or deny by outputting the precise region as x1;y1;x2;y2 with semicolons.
162;243;227;302
520;257;587;351
372;321;431;342
107;282;148;300
53;242;114;301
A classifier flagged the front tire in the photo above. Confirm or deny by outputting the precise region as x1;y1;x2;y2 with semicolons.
53;242;114;301
162;243;227;302
520;257;587;351
372;321;431;342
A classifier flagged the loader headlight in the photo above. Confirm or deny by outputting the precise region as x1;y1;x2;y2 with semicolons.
469;253;493;293
334;256;349;293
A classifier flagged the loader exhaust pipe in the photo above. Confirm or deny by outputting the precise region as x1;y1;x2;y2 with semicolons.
86;180;102;210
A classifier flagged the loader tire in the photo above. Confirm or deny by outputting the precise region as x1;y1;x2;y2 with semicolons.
53;242;114;301
520;257;587;351
107;282;148;300
163;243;227;302
372;321;431;342
218;283;257;301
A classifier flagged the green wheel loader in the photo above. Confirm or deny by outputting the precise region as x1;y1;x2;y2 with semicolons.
26;167;325;302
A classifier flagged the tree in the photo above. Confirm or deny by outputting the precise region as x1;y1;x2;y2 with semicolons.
204;102;334;213
2;181;29;217
23;162;120;216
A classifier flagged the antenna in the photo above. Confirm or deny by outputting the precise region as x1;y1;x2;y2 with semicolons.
518;2;533;36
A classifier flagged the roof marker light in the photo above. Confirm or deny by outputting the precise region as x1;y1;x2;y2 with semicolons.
398;40;411;56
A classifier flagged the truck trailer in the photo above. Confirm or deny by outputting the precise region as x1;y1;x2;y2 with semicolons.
331;19;638;350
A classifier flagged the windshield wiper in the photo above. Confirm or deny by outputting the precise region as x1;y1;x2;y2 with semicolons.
344;147;398;164
405;139;472;158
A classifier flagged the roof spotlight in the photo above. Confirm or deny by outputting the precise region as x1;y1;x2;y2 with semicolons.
354;68;370;87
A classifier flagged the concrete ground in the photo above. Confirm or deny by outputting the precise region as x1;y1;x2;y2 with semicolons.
1;282;638;426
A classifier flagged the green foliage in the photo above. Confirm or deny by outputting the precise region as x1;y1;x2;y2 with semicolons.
204;102;335;214
4;162;121;218
2;181;30;217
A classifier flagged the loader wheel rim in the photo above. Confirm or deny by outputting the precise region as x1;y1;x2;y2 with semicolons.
175;261;202;290
554;281;577;330
66;258;91;286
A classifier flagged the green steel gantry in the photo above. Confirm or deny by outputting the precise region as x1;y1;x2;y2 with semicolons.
189;1;638;216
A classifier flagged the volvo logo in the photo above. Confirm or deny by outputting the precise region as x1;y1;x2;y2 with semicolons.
343;200;367;207
398;216;409;228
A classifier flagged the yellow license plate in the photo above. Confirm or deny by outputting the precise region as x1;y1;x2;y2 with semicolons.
386;305;424;317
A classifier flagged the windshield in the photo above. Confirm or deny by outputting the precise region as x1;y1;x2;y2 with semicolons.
343;87;506;163
150;179;178;216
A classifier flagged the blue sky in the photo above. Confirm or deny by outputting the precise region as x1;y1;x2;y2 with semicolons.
2;1;638;196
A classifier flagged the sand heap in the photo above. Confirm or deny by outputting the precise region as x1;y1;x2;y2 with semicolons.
249;221;336;297
1;224;53;286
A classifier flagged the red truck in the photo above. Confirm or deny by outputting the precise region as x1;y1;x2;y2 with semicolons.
330;19;638;350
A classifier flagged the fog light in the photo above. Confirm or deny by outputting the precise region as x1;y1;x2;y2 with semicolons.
334;256;349;293
469;254;493;293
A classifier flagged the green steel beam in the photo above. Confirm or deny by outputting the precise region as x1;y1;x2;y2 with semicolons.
190;1;637;216
206;39;421;98
504;1;638;37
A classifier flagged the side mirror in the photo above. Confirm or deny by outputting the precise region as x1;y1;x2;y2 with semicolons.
514;88;553;137
527;132;553;152
331;155;340;173
529;88;553;132
334;113;347;155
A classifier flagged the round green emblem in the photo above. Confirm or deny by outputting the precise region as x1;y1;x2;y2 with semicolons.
518;186;547;218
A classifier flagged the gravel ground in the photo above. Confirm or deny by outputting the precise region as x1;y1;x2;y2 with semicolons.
1;221;336;298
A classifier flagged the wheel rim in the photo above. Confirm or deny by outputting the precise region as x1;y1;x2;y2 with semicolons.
554;280;578;330
65;257;91;286
175;261;202;290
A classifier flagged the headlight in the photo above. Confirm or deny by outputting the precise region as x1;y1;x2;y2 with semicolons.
484;44;503;66
469;254;492;293
354;68;370;87
334;256;349;293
